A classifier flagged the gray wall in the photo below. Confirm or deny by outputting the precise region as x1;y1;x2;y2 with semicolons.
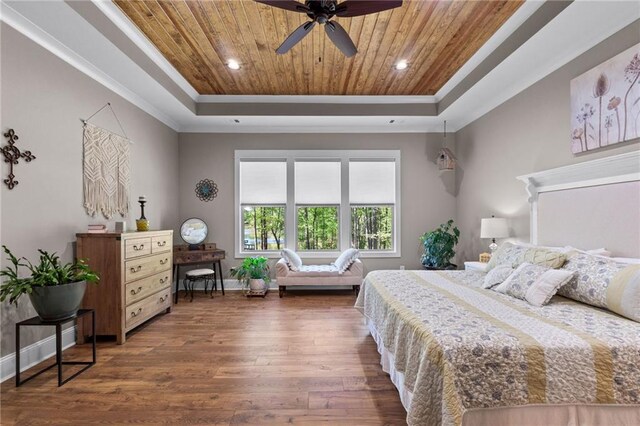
178;133;457;275
0;24;180;356
455;20;640;263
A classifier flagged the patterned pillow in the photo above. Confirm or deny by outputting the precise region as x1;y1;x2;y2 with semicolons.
280;249;302;272
525;269;576;307
482;265;513;289
606;265;640;322
494;263;548;300
517;248;566;269
485;242;528;272
558;252;627;308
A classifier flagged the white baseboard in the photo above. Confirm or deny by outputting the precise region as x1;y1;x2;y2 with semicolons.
179;279;354;292
0;326;76;383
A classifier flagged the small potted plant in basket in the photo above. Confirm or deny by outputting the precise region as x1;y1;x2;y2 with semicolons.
420;219;460;270
0;246;99;321
230;256;271;295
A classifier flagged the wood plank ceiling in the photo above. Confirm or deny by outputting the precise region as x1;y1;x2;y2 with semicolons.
114;0;523;96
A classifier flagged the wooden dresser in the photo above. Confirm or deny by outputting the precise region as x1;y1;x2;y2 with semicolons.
76;230;173;344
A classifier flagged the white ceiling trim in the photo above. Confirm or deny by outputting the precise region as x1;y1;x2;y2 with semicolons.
196;95;437;104
0;1;180;131
91;0;199;101
433;0;543;100
440;0;640;131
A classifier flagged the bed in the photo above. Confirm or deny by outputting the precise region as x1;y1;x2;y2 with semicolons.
355;269;640;425
355;152;640;426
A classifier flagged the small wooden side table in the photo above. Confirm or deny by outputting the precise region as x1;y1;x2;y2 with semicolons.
173;244;226;304
15;309;96;387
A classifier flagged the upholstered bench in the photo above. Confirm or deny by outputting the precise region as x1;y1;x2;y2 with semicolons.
275;258;364;298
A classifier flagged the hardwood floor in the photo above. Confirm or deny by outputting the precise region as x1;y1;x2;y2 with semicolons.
1;291;406;425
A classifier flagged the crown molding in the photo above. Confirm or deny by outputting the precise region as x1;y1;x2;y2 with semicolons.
90;0;199;102
0;2;180;131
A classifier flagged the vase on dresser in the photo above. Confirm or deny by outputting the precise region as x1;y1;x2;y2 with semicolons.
75;230;173;344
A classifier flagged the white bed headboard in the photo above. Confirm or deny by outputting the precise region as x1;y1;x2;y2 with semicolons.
517;151;640;257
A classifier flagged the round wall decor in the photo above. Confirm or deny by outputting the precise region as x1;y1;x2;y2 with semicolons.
195;179;218;202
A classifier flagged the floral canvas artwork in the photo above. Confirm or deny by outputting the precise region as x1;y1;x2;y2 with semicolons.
570;43;640;154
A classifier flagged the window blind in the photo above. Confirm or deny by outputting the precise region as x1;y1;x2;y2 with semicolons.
295;161;341;204
239;161;287;204
349;161;396;204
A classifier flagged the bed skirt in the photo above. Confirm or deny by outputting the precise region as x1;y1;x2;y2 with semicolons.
365;318;640;426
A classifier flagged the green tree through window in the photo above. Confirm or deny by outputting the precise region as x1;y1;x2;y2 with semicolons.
242;206;285;251
297;207;339;250
351;206;393;250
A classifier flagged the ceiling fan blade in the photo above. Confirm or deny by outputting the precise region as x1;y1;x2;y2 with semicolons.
254;0;310;13
276;21;316;54
325;21;357;57
335;0;402;17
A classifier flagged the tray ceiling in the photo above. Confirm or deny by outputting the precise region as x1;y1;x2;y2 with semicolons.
114;0;523;96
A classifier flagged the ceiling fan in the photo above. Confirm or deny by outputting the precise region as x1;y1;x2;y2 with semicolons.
255;0;402;57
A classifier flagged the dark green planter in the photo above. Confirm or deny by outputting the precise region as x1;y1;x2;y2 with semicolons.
28;281;87;321
423;264;457;271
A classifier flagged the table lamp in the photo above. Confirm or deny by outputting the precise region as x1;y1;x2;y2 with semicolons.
480;216;509;253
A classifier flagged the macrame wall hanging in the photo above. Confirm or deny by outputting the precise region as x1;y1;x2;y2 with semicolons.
82;103;131;219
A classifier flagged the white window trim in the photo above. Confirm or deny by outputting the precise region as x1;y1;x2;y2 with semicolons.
234;150;401;259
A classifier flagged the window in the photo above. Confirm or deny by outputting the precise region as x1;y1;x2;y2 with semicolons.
295;161;341;251
235;150;400;257
349;161;396;251
239;161;286;252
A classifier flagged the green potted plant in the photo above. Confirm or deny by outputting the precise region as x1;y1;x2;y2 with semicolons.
420;219;460;270
0;246;99;321
230;256;271;292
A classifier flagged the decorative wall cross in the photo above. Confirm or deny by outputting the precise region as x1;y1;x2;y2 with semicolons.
2;129;36;190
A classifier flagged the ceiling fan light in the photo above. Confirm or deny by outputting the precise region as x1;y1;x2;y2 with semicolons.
395;60;408;70
227;59;241;70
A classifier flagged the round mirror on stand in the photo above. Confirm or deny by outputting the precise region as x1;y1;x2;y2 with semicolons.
180;218;208;250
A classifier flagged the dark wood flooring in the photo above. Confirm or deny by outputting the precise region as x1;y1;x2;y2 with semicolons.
1;291;406;425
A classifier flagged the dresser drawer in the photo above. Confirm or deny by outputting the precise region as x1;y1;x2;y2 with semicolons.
125;271;172;305
152;234;172;254
124;237;151;259
125;290;171;330
125;252;172;283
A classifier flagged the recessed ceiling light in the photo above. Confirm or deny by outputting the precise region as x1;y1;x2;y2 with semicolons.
395;60;408;70
228;59;240;70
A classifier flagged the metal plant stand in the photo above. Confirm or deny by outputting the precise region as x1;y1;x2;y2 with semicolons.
15;309;96;387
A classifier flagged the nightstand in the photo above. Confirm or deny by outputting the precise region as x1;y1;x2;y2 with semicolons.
464;261;488;272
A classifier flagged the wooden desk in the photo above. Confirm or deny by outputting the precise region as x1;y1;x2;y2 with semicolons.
173;244;225;303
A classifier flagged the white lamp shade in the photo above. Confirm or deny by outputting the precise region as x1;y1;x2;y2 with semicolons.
480;218;509;239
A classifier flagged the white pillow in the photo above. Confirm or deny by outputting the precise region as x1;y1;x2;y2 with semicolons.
333;248;360;274
280;249;302;272
483;265;513;289
512;241;611;257
525;269;576;307
612;257;640;265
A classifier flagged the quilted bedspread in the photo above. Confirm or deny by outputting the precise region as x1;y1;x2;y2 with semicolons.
354;270;640;426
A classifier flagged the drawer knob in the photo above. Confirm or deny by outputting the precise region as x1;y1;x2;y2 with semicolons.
130;265;142;273
130;286;143;295
160;258;169;265
160;277;168;284
133;244;144;251
130;308;142;317
159;294;169;302
157;241;167;247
